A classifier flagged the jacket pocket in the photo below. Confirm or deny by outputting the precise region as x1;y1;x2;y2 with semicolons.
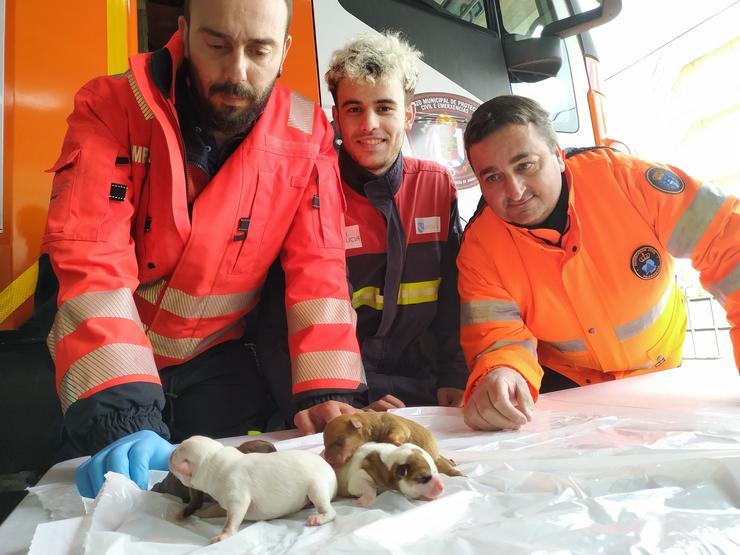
44;148;81;235
230;170;276;274
311;162;345;250
44;142;119;241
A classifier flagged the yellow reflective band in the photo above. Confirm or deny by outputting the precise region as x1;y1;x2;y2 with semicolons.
398;278;442;305
106;0;129;75
0;262;38;325
352;286;383;310
352;279;442;311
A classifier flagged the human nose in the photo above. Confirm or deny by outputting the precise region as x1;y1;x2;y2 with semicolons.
223;50;248;83
359;110;379;132
504;175;527;200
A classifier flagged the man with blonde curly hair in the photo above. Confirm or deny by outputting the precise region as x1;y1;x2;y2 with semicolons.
326;32;467;409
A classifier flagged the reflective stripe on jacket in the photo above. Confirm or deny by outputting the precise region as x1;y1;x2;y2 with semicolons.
458;148;739;403
43;31;364;413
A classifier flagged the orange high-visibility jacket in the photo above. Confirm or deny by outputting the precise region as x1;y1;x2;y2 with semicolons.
42;32;364;421
458;148;739;402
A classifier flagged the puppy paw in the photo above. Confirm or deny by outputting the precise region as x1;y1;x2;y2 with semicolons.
355;494;375;507
306;511;336;526
210;532;232;543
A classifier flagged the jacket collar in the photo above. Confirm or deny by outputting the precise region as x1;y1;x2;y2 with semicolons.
339;147;404;198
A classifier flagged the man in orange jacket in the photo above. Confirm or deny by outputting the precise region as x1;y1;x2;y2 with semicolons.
42;0;365;497
458;95;739;432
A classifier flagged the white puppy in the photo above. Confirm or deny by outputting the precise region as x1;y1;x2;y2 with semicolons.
336;442;445;507
169;436;337;543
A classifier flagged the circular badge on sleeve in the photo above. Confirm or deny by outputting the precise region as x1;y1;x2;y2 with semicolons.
646;166;684;194
631;245;662;280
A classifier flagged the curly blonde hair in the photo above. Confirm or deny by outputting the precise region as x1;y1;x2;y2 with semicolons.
325;31;422;104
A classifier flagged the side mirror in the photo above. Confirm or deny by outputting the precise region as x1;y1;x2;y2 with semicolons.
542;0;622;38
502;35;563;83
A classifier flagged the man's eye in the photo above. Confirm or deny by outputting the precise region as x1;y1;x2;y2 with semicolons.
207;43;225;50
484;174;501;183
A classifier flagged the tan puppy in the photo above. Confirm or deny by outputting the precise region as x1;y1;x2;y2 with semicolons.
169;436;337;543
337;442;445;506
323;413;462;477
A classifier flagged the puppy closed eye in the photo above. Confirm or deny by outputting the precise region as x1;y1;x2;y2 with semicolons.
415;475;432;484
395;464;410;477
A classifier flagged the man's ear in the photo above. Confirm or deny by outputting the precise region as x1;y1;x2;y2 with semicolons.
177;16;189;58
555;146;565;172
279;35;293;76
404;101;416;131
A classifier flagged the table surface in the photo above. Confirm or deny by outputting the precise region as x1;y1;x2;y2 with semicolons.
2;359;738;555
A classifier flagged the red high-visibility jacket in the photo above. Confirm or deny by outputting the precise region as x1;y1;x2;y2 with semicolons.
42;32;363;446
459;148;739;402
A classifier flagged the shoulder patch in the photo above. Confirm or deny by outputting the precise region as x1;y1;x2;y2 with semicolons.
631;245;662;280
646;166;684;194
288;91;315;135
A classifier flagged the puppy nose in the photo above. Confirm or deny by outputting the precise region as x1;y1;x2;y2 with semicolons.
429;475;445;498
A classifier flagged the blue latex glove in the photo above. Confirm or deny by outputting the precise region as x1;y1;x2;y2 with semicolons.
75;430;175;498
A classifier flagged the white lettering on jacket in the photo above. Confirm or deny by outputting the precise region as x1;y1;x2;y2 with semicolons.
345;225;362;249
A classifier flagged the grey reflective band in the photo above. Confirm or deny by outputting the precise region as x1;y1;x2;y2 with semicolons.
59;343;158;413
293;350;365;384
667;184;727;258
707;263;740;305
148;322;236;360
48;288;142;359
543;338;587;353
474;339;537;361
461;299;522;326
287;91;314;135
615;283;674;341
135;279;166;305
287;298;355;335
159;287;258;319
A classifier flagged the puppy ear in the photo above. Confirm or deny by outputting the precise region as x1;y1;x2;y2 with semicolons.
350;417;362;430
172;459;193;478
395;464;410;478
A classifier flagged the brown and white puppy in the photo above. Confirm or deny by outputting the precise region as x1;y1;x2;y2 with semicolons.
336;442;445;506
169;436;337;543
153;438;276;518
323;412;462;477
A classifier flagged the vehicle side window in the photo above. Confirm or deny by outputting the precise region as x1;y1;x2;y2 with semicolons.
418;0;489;28
498;0;579;133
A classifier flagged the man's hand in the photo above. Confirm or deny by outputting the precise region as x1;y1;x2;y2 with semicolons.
294;400;360;435
437;387;464;407
75;430;175;498
463;367;534;431
364;394;406;412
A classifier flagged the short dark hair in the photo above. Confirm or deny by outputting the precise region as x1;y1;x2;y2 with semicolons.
184;0;293;33
464;95;558;162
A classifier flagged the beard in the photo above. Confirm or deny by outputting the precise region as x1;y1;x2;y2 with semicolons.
196;78;277;135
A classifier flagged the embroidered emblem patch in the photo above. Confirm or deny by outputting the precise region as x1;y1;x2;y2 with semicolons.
344;225;362;249
415;216;441;234
646;166;684;194
631;245;662;280
109;183;128;201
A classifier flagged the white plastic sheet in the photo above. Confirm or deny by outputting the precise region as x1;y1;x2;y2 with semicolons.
26;399;740;554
